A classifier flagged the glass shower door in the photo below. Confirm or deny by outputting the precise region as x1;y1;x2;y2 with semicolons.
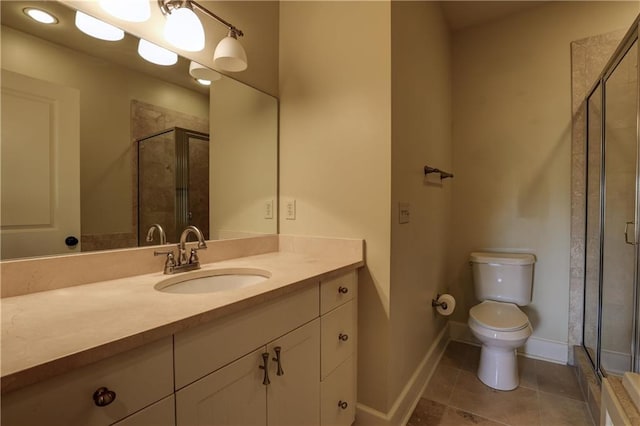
584;83;602;368
600;40;639;376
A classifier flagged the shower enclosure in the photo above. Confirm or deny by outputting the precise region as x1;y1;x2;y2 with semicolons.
583;19;640;377
137;127;210;245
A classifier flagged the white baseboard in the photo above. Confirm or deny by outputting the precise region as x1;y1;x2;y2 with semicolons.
601;349;632;375
448;320;569;364
355;324;449;426
449;320;479;345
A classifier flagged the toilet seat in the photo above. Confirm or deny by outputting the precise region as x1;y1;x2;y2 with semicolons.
469;300;529;332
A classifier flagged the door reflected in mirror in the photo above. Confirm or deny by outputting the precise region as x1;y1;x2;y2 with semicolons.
0;1;278;260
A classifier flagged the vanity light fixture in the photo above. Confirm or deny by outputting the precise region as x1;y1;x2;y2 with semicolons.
99;0;151;23
138;39;178;66
197;79;212;86
159;1;205;52
75;11;125;42
23;7;58;25
213;29;247;72
159;0;248;72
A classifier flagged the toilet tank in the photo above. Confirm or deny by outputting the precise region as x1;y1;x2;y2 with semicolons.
470;252;536;306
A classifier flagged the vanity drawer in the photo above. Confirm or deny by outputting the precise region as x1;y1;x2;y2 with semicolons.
1;337;173;426
320;271;356;315
321;300;355;379
174;283;319;389
113;395;175;426
321;356;355;426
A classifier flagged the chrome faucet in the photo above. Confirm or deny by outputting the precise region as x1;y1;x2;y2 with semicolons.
145;224;167;245
178;225;207;265
154;225;207;274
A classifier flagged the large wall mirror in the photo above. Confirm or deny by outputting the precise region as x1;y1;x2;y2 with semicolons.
0;1;278;260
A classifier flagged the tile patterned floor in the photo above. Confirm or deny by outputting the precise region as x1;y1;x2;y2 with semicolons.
408;341;593;426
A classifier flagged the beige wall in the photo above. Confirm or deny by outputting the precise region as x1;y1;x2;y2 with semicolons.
65;0;279;97
210;76;278;239
1;26;208;236
390;1;452;407
279;1;392;412
449;2;639;346
279;0;452;414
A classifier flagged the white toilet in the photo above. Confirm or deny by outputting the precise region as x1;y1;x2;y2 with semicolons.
468;252;536;391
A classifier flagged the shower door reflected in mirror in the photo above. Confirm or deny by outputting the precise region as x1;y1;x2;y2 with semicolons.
138;128;209;246
584;83;602;368
601;40;638;375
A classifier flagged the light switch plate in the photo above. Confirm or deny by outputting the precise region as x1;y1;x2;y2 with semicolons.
285;199;296;220
399;202;410;224
264;200;273;219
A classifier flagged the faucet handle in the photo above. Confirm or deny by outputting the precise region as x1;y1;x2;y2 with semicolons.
154;250;176;274
189;248;201;265
154;249;176;266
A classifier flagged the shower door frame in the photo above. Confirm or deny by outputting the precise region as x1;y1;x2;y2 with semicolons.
583;17;640;378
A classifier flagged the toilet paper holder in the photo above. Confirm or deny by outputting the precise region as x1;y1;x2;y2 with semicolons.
432;294;448;310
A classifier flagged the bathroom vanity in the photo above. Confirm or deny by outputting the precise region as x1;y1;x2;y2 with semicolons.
1;235;363;426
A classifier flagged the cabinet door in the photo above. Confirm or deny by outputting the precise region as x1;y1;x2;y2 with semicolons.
176;348;267;426
267;319;321;426
113;395;175;426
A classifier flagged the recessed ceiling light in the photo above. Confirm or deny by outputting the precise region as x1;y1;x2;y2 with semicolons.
23;7;58;25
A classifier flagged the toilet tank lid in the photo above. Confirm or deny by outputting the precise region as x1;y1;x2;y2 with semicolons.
470;252;536;265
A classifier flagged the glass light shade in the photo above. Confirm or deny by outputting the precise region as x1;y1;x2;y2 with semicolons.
75;11;124;41
197;79;212;86
213;35;248;72
99;0;150;23
164;8;205;52
189;61;222;81
138;39;178;66
23;8;58;24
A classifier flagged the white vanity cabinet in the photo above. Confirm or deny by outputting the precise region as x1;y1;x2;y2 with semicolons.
173;283;321;426
173;270;358;426
1;269;359;426
176;319;320;426
1;337;174;426
319;272;357;426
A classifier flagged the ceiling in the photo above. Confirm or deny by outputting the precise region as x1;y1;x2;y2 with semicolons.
440;1;546;31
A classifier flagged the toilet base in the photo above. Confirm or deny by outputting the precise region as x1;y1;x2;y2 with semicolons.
477;345;519;391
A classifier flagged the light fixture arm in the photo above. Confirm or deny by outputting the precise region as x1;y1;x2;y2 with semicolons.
158;0;244;37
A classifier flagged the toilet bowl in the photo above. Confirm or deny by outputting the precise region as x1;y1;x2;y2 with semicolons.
468;300;532;390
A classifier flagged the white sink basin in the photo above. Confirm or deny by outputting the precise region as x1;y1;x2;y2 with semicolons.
155;268;271;294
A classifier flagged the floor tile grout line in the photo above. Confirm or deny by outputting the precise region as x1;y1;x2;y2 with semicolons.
537;388;588;403
440;400;513;426
444;366;462;406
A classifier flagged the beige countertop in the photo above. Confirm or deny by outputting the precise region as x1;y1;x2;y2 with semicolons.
1;247;363;394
